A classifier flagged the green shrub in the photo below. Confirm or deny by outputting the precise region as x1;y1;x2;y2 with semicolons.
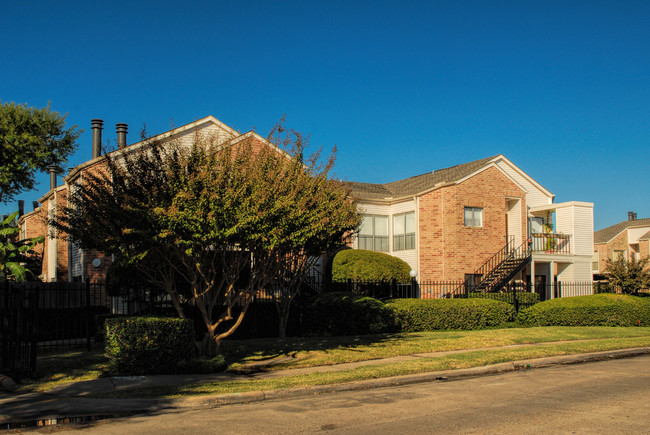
516;294;650;327
105;316;197;375
332;249;411;282
386;298;515;331
304;292;395;336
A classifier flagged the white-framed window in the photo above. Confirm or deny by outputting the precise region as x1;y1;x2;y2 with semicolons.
464;207;483;227
393;212;416;250
359;214;389;252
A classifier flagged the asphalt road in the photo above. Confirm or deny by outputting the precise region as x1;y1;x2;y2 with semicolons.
32;355;650;434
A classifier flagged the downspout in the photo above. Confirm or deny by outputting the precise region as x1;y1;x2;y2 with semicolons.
48;165;58;282
415;195;420;283
441;188;445;280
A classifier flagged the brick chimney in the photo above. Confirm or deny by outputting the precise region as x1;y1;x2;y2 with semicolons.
91;119;104;159
628;211;637;221
18;200;24;217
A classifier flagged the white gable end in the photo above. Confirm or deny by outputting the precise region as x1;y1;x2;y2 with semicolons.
493;157;553;208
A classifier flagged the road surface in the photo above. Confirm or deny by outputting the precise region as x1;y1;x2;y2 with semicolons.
37;354;650;434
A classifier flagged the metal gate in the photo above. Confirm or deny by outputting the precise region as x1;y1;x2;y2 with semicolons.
0;282;38;378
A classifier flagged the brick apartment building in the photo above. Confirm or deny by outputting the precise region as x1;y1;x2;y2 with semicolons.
348;155;595;292
19;115;595;300
593;212;650;276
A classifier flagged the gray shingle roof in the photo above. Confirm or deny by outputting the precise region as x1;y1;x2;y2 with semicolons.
346;155;499;200
594;218;650;244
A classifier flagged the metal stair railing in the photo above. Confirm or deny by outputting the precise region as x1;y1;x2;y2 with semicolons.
476;240;532;293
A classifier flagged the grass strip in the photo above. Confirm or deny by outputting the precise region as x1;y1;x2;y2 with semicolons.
99;335;650;398
224;326;650;370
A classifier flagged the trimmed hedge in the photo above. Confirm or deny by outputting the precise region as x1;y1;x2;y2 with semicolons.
332;249;411;282
469;292;540;305
304;292;395;336
105;316;197;374
516;294;650;327
387;298;515;331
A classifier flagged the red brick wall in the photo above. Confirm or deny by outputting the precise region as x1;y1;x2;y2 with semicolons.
418;166;526;281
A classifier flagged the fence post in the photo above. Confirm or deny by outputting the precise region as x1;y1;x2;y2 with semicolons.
557;281;562;298
86;281;92;351
29;286;39;376
512;284;519;312
390;279;396;298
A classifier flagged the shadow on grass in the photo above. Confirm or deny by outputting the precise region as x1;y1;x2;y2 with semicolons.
220;332;409;372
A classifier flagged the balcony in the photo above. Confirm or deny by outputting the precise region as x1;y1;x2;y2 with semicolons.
530;232;571;255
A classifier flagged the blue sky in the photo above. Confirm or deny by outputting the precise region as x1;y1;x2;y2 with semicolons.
1;0;648;230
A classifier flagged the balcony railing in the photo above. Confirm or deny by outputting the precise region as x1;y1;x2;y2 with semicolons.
530;232;571;255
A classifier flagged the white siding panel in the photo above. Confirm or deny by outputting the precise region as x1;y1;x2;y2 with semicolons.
628;227;650;244
495;160;553;208
571;258;593;282
572;206;594;256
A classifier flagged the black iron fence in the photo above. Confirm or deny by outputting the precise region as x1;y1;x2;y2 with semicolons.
0;280;112;377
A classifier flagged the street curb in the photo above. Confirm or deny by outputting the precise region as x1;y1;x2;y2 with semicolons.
186;347;650;409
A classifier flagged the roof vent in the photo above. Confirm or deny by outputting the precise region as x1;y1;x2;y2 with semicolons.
91;119;104;159
116;123;128;149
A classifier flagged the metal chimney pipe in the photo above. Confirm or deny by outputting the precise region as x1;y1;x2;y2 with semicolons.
49;165;58;190
91;119;104;159
18;200;24;217
116;123;128;149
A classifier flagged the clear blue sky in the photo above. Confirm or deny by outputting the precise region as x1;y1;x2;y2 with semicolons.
2;0;648;230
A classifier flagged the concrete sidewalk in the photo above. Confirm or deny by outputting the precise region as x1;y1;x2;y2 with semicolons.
1;346;649;428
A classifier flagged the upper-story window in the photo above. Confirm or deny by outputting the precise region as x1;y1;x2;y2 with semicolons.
359;214;389;251
464;207;483;227
613;250;626;261
393;212;416;250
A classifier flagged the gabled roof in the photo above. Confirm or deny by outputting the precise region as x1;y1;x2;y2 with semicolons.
594;217;650;244
64;115;242;183
347;155;512;201
639;230;650;241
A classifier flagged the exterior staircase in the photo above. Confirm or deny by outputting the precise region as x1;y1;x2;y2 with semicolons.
470;238;532;293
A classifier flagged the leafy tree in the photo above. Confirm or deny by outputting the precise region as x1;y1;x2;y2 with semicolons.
604;256;650;294
53;125;359;352
263;125;360;338
0;211;43;282
0;101;80;203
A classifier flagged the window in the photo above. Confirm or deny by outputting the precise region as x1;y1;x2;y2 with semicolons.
359;215;389;251
464;207;483;227
393;212;416;250
613;250;626;261
592;251;599;271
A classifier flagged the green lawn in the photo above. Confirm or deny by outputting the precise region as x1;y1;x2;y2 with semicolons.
18;326;650;396
222;326;650;371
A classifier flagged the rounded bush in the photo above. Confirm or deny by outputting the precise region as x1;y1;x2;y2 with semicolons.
516;294;650;327
304;292;395;336
105;316;197;374
386;298;515;331
332;249;411;282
